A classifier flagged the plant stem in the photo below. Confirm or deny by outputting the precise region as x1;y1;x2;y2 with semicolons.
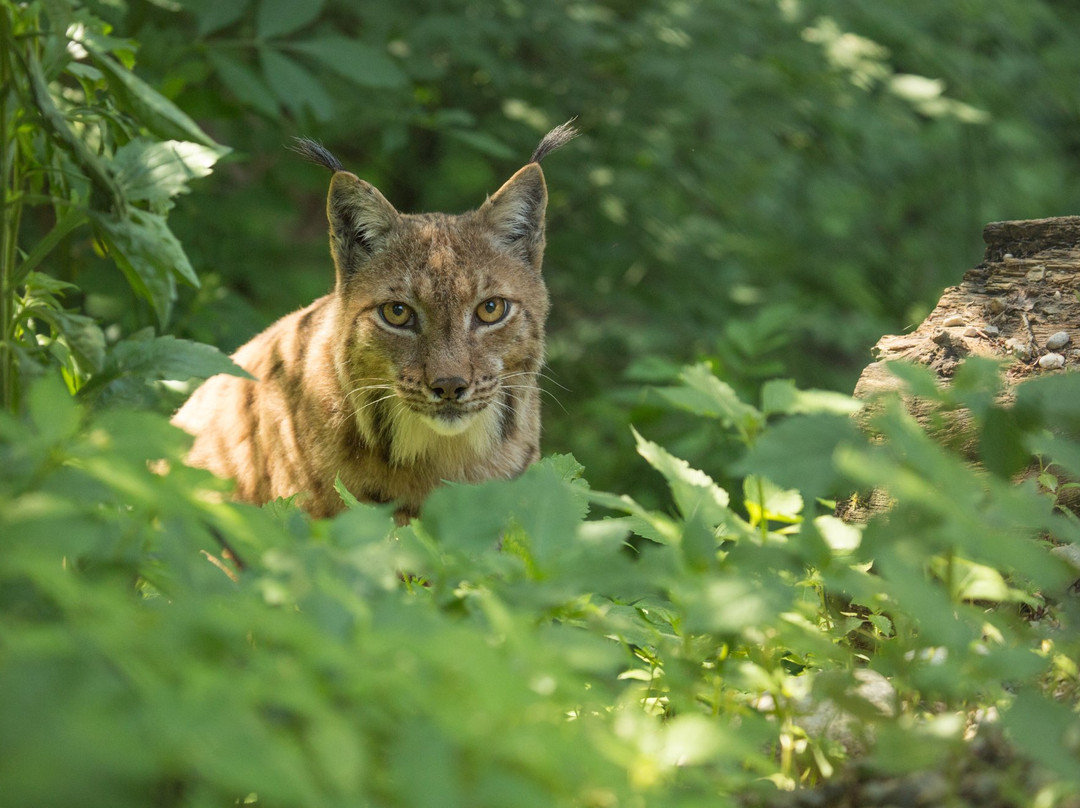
0;4;18;414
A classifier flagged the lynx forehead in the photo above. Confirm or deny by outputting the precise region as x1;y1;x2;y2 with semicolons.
172;121;577;520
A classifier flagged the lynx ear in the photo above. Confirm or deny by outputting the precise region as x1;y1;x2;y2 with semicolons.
479;163;548;268
327;172;399;274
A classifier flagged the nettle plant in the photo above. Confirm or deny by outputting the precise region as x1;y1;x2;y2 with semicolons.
0;1;242;414
3;355;1079;806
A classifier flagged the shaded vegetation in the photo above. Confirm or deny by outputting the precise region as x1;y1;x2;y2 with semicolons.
2;1;1080;806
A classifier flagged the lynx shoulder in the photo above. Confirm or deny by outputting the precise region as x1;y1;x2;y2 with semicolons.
172;122;577;519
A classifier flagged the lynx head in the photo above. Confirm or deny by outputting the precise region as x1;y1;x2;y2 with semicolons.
293;123;576;465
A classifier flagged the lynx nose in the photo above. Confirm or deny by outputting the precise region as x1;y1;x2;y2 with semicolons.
429;376;469;401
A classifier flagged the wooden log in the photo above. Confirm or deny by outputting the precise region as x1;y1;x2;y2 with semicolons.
836;216;1080;523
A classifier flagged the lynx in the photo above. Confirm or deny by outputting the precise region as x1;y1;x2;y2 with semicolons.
172;122;577;520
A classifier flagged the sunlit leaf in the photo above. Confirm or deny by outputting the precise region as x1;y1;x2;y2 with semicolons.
111;140;229;206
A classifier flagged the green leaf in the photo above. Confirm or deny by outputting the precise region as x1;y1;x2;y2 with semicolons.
208;51;281;118
257;0;325;39
91;210;198;323
288;37;408;89
46;310;106;374
654;363;764;443
84;42;220;149
633;428;736;532
111;140;228;206
737;413;862;503
259;48;335;121
1002;689;1080;782
102;334;252;383
26;374;82;446
743;475;802;526
761;378;862;416
181;0;253;36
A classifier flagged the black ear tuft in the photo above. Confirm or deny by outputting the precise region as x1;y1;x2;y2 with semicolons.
530;119;579;164
290;137;345;173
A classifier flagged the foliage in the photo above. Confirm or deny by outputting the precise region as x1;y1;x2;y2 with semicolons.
4;2;1080;806
3;359;1080;806
0;1;241;415
94;0;1080;495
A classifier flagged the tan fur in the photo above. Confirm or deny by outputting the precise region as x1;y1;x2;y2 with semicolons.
172;127;575;519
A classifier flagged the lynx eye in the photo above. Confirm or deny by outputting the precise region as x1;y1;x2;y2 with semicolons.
379;301;415;329
475;297;509;325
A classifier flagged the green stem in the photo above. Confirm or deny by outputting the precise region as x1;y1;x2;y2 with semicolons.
0;4;18;414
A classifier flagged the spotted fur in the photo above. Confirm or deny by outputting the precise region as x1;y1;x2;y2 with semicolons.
173;123;576;519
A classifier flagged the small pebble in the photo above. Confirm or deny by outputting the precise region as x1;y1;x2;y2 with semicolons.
1005;338;1032;360
988;298;1006;314
984;325;1000;337
942;315;965;327
1046;331;1070;350
1038;352;1065;370
964;326;980;337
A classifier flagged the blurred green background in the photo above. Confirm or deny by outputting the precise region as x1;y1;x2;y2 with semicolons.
80;0;1080;499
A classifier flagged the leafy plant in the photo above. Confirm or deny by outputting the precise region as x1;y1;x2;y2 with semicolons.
0;1;238;413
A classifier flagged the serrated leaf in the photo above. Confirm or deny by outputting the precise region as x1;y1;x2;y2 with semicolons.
260;48;335;121
335;475;362;509
91;209;198;323
633;428;734;531
208;51;281;118
257;0;324;39
105;335;252;382
49;310;106;374
288;36;407;89
112;139;228;206
655;363;764;443
83;41;220;149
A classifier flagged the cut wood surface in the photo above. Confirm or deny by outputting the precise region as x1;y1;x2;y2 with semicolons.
838;215;1080;523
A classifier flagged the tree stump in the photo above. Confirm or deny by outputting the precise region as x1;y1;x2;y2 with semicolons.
837;215;1080;523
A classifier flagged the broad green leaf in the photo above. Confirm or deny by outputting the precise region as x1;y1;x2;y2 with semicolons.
84;41;220;149
111;140;229;206
103;334;252;382
743;475;803;526
1002;689;1080;782
633;428;734;530
257;0;324;39
47;310;106;374
180;0;253;36
813;515;862;554
259;48;335;121
91;210;198;322
761;378;862;416
208;51;281;118
655;363;764;443
26;374;81;446
737;413;862;503
288;37;408;89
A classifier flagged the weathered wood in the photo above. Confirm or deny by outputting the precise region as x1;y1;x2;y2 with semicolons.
838;216;1080;523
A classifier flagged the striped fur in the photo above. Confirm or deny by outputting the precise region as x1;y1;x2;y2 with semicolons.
173;123;576;519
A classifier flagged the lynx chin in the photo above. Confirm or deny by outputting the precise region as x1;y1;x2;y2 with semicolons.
172;121;578;520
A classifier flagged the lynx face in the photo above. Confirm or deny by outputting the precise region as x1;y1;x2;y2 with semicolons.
332;204;550;464
172;123;575;518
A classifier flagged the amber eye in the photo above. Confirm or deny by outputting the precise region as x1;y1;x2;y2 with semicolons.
475;297;509;325
380;302;415;328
